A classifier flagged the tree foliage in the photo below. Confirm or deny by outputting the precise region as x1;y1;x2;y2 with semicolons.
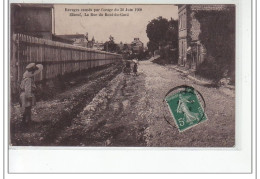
103;35;119;53
146;16;178;63
194;7;235;82
146;16;169;45
166;18;179;49
147;41;158;55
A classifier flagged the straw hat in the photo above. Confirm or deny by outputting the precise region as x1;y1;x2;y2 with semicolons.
23;63;43;78
132;59;138;63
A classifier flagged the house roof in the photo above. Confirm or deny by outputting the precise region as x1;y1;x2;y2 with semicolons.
178;4;233;12
52;34;74;44
12;4;54;9
55;34;86;40
131;38;143;45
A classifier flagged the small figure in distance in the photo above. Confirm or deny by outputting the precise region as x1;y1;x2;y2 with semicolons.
133;58;138;76
124;60;131;75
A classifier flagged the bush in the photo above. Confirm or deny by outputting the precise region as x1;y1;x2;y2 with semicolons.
152;57;168;65
195;57;225;83
194;7;235;84
137;51;150;60
159;45;178;64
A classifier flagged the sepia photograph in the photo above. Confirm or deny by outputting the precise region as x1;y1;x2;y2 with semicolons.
9;3;236;147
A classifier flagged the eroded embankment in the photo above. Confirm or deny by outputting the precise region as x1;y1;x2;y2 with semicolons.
10;62;123;146
54;73;148;146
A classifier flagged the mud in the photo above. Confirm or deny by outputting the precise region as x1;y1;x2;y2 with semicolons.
10;62;123;146
55;73;148;146
10;59;235;147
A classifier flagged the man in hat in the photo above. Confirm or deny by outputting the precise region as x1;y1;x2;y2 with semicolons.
133;60;138;76
20;63;43;125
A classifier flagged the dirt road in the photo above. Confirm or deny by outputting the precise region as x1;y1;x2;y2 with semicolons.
10;59;235;147
138;60;235;147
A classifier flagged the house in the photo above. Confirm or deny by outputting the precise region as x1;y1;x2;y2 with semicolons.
55;34;88;47
178;4;235;69
93;41;105;51
87;36;95;48
11;4;54;40
11;3;76;45
120;43;132;54
52;35;74;44
131;38;144;54
118;42;124;51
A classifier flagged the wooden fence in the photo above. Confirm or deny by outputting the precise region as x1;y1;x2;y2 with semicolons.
10;33;122;95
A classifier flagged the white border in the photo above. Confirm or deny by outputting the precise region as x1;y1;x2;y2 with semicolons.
2;0;255;177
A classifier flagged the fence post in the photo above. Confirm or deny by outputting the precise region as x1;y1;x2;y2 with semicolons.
10;34;19;99
16;34;20;84
59;45;62;76
43;42;46;80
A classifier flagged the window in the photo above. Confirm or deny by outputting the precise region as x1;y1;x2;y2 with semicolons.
182;41;184;56
183;13;186;28
179;14;182;29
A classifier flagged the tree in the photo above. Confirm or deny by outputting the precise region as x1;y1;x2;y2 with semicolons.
147;41;158;56
103;35;118;52
146;17;178;59
146;16;169;44
166;18;178;49
109;35;114;42
194;7;235;82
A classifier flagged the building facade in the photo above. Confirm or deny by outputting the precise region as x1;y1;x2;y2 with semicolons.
178;5;188;66
93;41;105;51
11;4;54;40
131;38;144;54
56;34;89;47
178;4;234;69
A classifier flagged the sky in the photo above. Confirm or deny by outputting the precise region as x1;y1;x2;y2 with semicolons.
54;4;178;46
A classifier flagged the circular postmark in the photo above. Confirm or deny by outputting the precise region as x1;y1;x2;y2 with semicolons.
163;85;207;132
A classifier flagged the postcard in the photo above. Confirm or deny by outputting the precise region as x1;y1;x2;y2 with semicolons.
6;1;254;174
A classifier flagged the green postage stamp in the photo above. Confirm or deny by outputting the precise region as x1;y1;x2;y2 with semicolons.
165;88;207;132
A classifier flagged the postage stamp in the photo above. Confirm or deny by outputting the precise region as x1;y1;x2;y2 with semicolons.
165;87;207;132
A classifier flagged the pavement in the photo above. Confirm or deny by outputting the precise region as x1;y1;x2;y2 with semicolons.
167;64;235;97
167;64;212;85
